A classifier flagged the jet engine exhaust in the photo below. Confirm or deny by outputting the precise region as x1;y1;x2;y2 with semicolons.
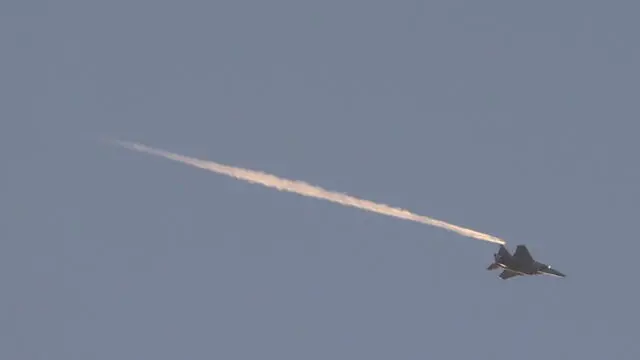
113;140;506;245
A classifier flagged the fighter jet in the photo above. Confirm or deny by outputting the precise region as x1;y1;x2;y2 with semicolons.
487;245;565;280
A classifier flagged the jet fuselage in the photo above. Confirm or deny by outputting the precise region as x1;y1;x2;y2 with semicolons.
488;245;565;279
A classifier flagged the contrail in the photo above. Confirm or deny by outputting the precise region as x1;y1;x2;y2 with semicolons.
113;140;505;245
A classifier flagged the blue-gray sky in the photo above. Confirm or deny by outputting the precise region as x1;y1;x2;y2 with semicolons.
3;1;639;359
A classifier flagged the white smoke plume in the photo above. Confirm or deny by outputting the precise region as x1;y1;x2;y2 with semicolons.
114;140;505;245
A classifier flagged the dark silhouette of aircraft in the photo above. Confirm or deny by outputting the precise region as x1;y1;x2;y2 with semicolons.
487;245;565;280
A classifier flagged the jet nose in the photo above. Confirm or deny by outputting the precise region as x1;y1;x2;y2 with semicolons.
546;267;566;277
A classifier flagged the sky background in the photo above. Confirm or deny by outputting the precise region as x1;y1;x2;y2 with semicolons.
2;1;640;359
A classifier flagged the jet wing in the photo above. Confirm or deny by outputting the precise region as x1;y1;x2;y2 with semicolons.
513;245;534;263
499;270;521;280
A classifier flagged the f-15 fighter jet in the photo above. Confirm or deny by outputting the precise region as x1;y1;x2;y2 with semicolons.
487;245;565;280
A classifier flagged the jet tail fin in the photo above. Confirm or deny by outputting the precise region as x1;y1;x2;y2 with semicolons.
487;263;499;270
497;245;510;259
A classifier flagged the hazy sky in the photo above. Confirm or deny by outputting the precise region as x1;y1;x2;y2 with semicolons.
3;1;639;359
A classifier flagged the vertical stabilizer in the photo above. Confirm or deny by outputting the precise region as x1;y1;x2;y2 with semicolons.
497;245;511;260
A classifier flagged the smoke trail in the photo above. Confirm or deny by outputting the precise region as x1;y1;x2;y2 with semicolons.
114;140;505;245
